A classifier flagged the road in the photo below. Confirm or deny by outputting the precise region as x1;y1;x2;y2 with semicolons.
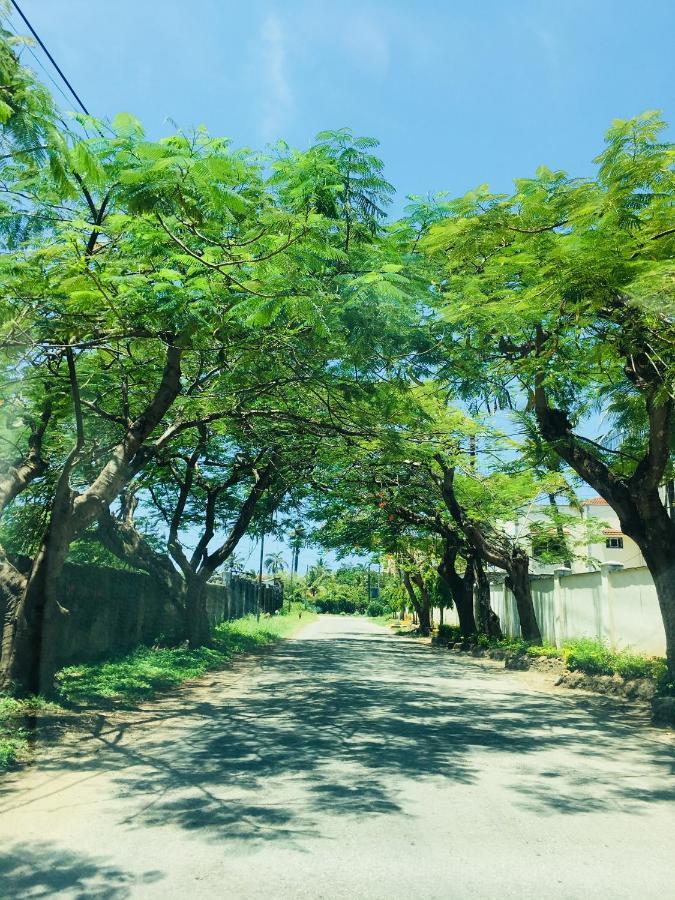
0;616;674;899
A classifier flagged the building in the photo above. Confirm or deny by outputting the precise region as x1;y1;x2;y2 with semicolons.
507;496;646;574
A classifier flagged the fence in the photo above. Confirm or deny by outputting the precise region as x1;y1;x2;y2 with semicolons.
441;565;666;656
0;563;283;669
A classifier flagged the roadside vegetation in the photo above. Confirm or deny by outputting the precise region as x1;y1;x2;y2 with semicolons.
0;606;313;771
434;625;671;694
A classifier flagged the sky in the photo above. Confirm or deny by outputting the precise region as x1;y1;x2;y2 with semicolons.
4;0;674;571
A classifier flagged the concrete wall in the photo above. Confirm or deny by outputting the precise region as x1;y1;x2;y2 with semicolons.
26;563;283;668
440;565;666;656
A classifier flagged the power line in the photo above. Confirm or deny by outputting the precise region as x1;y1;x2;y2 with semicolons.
8;0;89;115
5;20;75;112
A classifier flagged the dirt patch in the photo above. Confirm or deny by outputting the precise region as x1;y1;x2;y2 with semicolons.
440;644;673;728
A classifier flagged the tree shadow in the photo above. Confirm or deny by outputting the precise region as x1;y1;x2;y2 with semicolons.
0;841;163;898
7;630;675;848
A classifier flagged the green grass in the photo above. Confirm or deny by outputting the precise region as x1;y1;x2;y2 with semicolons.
56;606;315;708
458;631;670;692
368;613;399;626
561;638;668;683
0;696;60;771
0;606;316;770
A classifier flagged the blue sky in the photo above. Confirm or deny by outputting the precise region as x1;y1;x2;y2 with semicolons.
5;0;674;570
8;0;675;211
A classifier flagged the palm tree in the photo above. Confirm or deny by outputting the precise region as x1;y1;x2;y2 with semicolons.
225;552;245;574
306;557;330;598
264;552;286;576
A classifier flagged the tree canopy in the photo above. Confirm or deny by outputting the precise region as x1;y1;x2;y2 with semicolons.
0;27;674;691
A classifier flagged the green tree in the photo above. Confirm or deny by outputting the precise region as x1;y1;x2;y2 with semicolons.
264;552;286;575
423;112;675;675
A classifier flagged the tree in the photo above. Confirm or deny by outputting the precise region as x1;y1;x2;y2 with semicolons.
424;112;675;675
0;42;404;689
264;552;286;575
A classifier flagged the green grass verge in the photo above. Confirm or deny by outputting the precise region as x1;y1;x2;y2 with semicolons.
367;614;399;626
560;638;668;683
57;607;315;708
456;630;671;693
0;606;316;769
0;695;61;771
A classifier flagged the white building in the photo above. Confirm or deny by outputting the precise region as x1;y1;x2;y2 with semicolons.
509;496;646;573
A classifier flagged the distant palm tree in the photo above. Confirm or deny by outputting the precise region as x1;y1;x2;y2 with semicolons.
288;524;305;577
225;552;245;574
264;552;286;576
306;557;330;598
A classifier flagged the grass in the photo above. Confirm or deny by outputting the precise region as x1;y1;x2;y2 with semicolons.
561;637;668;683
440;628;670;693
368;613;399;626
0;606;315;770
0;695;61;770
57;606;315;708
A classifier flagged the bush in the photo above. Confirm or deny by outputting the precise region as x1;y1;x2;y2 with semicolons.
526;644;561;659
366;600;387;617
0;738;23;770
561;638;667;683
0;695;58;771
436;624;462;644
562;638;613;674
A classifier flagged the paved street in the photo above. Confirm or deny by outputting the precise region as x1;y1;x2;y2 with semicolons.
0;616;673;899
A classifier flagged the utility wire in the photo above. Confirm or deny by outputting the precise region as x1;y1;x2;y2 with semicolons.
5;19;75;112
9;0;89;115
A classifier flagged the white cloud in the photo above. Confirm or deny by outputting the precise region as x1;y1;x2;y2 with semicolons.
258;13;294;140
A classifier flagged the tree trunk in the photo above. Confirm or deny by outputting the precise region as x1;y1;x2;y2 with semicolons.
505;549;542;643
410;573;432;635
1;344;183;695
437;546;476;636
474;556;502;640
0;551;28;678
185;576;211;648
624;498;675;679
533;374;674;676
0;511;72;696
401;570;431;635
417;601;432;635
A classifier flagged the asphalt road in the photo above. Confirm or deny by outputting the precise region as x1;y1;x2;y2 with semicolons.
1;616;674;899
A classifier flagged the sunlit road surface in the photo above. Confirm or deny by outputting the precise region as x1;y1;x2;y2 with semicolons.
0;615;673;899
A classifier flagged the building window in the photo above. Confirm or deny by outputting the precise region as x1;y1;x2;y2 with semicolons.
606;537;624;549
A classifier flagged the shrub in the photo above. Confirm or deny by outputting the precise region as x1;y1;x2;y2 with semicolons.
561;638;667;683
366;600;386;617
0;695;57;771
525;644;561;659
436;624;462;644
0;738;21;770
563;639;615;675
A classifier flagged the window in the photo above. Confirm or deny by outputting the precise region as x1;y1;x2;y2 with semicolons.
606;537;624;549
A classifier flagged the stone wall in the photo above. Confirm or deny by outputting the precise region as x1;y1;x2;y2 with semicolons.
43;563;283;667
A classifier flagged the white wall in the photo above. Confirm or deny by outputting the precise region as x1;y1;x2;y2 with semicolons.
490;566;665;656
438;565;666;656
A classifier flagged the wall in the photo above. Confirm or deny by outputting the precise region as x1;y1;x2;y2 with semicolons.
440;565;666;656
11;563;283;668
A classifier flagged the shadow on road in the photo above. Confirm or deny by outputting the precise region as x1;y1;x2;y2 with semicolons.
4;627;675;856
0;841;163;898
